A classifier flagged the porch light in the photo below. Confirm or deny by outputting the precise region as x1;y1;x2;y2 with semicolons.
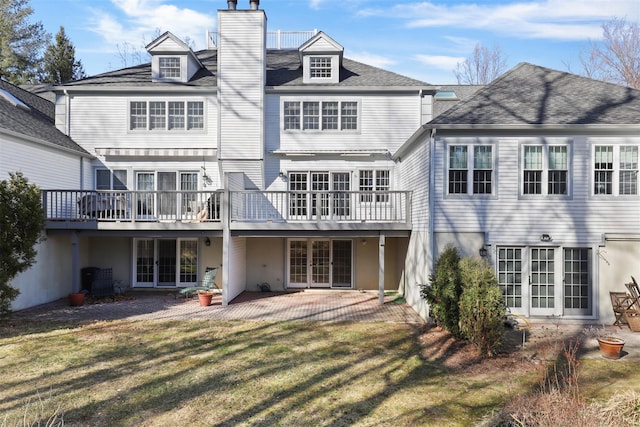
479;247;488;257
205;237;211;247
279;170;287;181
540;234;552;242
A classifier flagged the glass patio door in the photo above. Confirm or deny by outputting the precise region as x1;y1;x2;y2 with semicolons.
287;239;352;289
530;248;559;316
133;238;198;288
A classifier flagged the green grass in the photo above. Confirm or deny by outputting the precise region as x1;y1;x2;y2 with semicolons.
0;319;638;426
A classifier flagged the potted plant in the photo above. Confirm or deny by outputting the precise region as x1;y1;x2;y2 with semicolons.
197;290;214;307
583;325;625;359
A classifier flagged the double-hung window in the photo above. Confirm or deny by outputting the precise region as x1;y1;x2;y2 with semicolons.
594;145;638;196
448;145;493;195
310;57;332;78
359;170;390;202
283;100;358;131
130;101;204;131
96;169;127;190
522;144;569;196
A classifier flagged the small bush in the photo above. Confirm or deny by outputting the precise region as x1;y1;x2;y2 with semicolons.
421;246;463;338
458;257;505;357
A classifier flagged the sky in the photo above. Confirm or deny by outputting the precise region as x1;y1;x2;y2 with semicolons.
29;0;640;85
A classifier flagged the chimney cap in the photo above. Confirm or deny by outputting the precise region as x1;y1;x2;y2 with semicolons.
250;0;259;10
227;0;237;10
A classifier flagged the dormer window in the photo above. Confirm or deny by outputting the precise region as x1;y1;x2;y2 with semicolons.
299;32;343;84
310;57;332;79
159;57;181;79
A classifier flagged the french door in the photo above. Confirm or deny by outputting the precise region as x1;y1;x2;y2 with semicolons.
287;239;353;289
497;246;592;317
133;238;198;288
289;172;351;220
135;171;198;220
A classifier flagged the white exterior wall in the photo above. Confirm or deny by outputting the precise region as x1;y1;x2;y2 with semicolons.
218;10;265;188
225;236;247;304
1;134;87;311
395;133;431;318
433;135;640;242
63;93;217;155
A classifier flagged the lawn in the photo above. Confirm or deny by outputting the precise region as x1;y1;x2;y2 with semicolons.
0;319;639;426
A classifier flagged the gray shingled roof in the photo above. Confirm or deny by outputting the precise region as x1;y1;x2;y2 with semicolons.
430;63;640;126
58;49;429;89
0;79;90;155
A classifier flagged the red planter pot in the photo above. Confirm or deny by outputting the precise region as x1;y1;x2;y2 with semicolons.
69;292;85;306
597;337;625;359
198;292;214;307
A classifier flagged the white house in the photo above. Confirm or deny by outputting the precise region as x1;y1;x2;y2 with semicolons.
0;79;92;309
396;63;640;323
19;1;640;325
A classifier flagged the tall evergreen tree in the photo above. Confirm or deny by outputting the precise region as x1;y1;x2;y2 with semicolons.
42;26;86;84
0;0;49;84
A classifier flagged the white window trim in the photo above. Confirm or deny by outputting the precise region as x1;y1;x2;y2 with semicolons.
128;99;206;133
444;142;497;198
281;98;360;133
591;143;639;198
518;140;572;199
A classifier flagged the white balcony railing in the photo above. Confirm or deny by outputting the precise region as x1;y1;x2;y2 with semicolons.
229;190;411;224
42;190;222;222
42;190;411;225
206;30;317;49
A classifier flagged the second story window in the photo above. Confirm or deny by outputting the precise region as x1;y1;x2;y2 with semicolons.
310;57;332;78
283;100;358;131
448;145;493;195
359;170;390;202
130;101;204;131
522;144;569;196
159;57;181;79
594;145;638;195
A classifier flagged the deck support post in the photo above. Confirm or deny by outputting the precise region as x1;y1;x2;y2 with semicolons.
71;232;80;293
378;234;385;305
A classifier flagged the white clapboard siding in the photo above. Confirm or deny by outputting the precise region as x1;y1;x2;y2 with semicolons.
1;136;83;188
433;134;640;244
63;94;217;154
217;11;265;161
269;94;421;154
397;136;430;231
226;236;247;304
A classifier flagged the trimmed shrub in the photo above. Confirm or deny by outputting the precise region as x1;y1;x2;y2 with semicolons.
458;257;505;357
421;245;463;338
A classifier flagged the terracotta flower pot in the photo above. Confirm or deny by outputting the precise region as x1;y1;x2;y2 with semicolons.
198;292;214;307
69;292;85;306
597;336;625;359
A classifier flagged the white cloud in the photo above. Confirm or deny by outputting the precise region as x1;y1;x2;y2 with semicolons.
348;51;396;68
414;54;464;71
88;0;215;51
360;0;639;41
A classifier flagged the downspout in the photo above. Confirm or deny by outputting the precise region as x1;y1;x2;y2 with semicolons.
428;128;436;273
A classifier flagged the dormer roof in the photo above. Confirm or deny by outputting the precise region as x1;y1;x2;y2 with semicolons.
298;31;343;65
146;31;204;82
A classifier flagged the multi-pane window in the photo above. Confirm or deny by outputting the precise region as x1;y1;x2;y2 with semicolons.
168;102;184;130
303;102;320;130
564;248;590;314
593;145;638;196
283;100;358;131
130;101;204;131
448;145;493;195
473;146;492;194
96;169;127;190
619;146;638;195
498;248;522;308
594;145;613;195
522;145;569;196
149;102;166;130
130;102;147;130
159;57;181;79
359;170;390;202
310;57;332;78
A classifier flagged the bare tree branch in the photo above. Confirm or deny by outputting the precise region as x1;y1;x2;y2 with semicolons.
453;43;508;85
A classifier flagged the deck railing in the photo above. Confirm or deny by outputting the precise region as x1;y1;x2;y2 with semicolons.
229;190;411;223
207;30;317;49
42;190;223;222
42;190;411;225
